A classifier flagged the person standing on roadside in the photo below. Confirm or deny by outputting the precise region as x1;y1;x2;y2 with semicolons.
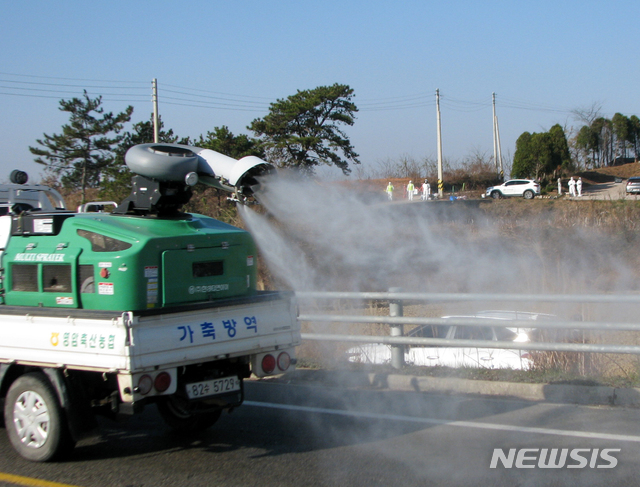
385;182;394;201
577;177;583;197
568;177;576;197
422;179;430;200
407;180;415;201
557;177;562;196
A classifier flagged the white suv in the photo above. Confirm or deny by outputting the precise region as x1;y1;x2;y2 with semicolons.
485;179;540;200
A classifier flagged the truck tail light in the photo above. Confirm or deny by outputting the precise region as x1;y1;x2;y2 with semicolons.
154;372;171;393
137;375;153;395
261;354;276;374
277;352;291;372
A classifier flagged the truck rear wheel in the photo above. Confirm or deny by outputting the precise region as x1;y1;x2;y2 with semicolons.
4;373;75;462
156;396;221;432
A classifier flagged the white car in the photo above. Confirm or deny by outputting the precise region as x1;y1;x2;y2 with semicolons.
485;179;540;199
626;177;640;194
475;309;555;337
346;315;536;370
475;310;555;321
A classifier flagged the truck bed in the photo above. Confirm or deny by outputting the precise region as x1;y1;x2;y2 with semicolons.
0;291;299;373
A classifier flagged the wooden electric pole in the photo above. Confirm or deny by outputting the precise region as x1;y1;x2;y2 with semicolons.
152;79;159;143
436;89;443;198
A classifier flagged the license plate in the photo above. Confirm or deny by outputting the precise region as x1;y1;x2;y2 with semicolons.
186;376;241;399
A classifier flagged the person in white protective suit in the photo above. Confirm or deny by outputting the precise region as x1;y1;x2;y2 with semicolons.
422;179;431;200
568;176;576;197
576;177;583;197
406;180;415;201
385;182;394;201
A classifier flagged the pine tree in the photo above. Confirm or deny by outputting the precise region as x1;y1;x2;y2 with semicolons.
249;84;360;175
29;91;133;203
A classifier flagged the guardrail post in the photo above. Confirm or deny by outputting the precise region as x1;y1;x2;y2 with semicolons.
389;287;405;369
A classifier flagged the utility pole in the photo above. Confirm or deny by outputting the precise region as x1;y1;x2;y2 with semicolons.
493;92;498;174
152;79;159;143
436;89;443;198
493;92;503;180
495;115;504;180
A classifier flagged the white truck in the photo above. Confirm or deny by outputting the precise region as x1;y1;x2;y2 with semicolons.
0;144;300;462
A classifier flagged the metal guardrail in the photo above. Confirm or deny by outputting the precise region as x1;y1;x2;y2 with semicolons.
296;291;640;304
295;290;640;369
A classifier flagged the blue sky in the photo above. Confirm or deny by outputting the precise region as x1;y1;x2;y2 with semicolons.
1;1;639;180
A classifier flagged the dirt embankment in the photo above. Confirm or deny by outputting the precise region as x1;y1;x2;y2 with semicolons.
579;161;640;183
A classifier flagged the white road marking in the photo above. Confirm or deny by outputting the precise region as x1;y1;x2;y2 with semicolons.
244;400;640;443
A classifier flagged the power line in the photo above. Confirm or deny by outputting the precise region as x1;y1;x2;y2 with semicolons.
0;91;69;100
359;102;434;112
0;84;146;98
441;94;491;113
162;100;266;112
0;79;147;91
440;101;490;113
498;95;572;114
358;92;435;111
358;92;433;103
161;83;275;101
161;89;270;108
0;72;581;116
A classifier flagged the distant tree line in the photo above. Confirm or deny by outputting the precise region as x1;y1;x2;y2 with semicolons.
574;113;640;168
512;110;640;183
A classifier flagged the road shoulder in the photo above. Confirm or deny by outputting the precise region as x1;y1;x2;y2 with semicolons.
271;369;640;408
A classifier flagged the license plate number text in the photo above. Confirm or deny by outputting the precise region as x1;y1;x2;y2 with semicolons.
186;376;241;399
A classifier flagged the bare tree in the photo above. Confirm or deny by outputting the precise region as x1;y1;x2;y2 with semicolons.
571;102;603;126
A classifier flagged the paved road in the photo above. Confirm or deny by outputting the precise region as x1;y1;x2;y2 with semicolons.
568;180;640;200
1;380;640;486
578;181;625;200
